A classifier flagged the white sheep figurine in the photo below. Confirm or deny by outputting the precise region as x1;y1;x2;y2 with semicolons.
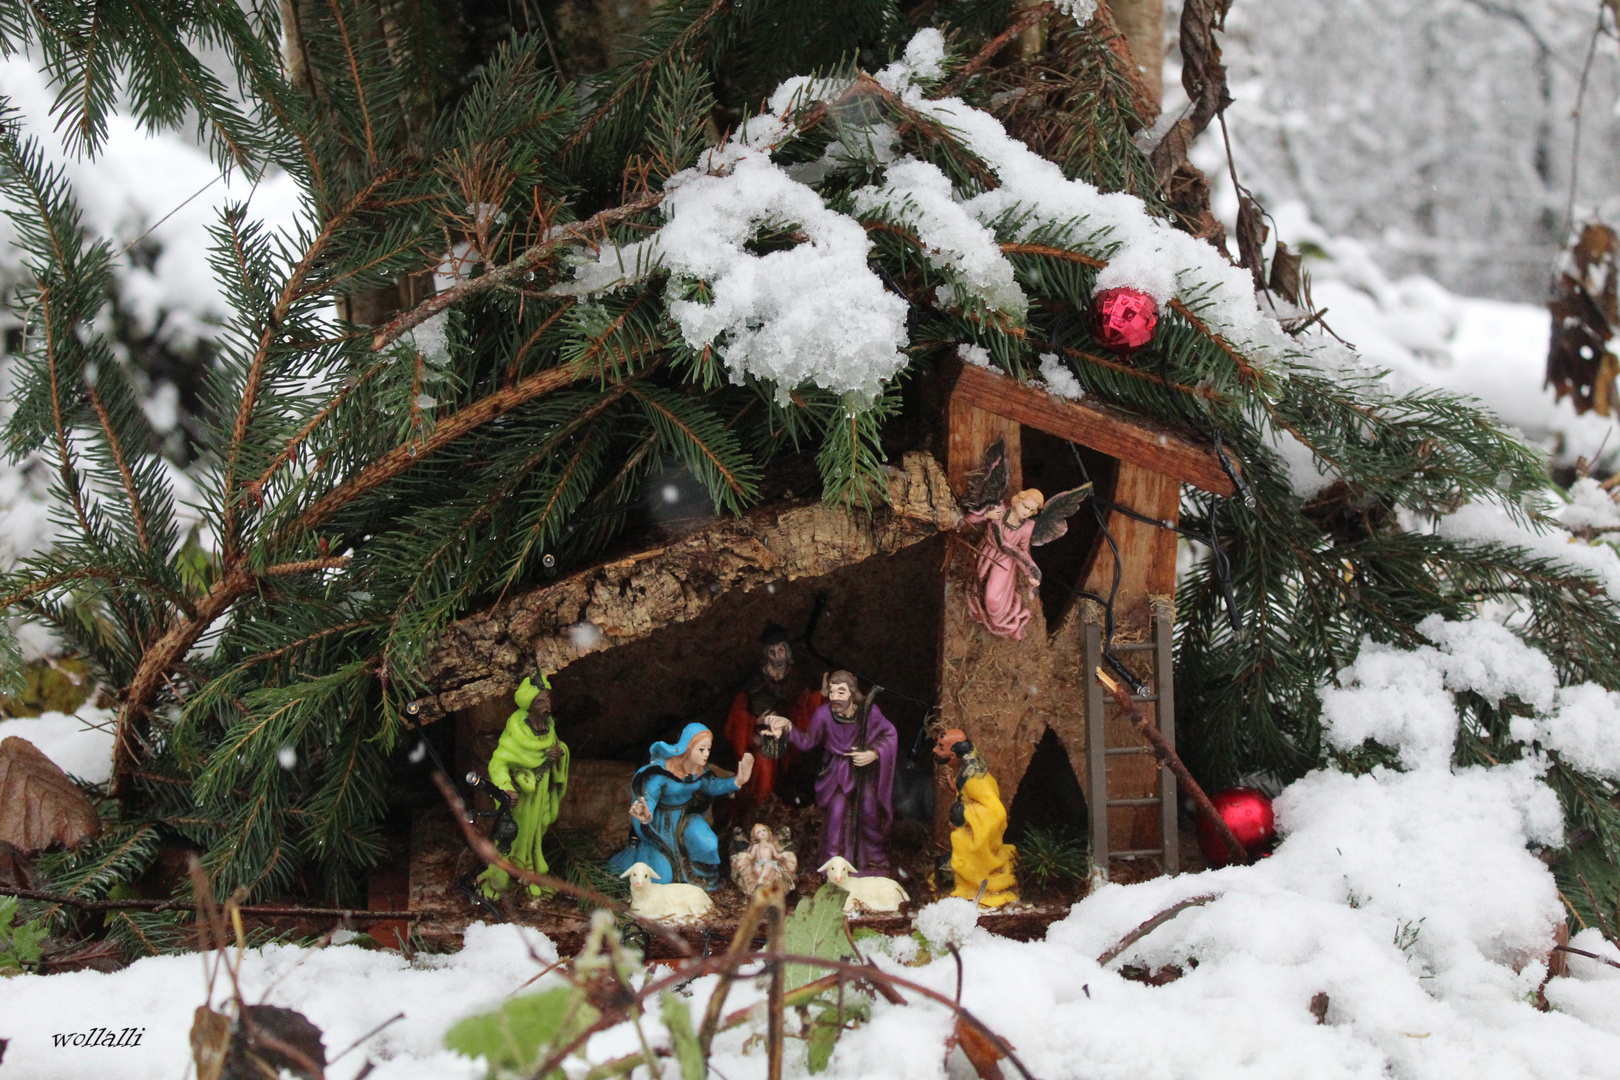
818;857;909;914
619;862;714;921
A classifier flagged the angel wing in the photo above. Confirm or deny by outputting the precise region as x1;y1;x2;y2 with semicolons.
1030;483;1094;546
960;438;1010;514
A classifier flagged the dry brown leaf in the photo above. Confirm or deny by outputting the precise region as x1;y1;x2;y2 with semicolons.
1235;192;1270;295
191;1006;232;1080
229;1004;327;1080
951;1015;1009;1080
0;839;36;890
1547;222;1620;416
0;737;101;853
1269;242;1305;307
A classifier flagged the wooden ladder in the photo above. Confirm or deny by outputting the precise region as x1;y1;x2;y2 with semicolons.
1084;612;1179;880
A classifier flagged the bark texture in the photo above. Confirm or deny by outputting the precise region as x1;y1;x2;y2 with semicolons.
411;453;960;721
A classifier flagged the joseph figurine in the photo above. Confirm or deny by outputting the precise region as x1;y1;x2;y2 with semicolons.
478;675;570;898
766;670;896;875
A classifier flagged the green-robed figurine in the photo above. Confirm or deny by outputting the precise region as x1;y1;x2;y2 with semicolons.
478;675;570;898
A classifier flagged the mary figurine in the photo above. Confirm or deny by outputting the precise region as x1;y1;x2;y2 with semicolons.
607;723;754;890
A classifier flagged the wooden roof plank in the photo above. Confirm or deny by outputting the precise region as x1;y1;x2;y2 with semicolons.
949;361;1238;496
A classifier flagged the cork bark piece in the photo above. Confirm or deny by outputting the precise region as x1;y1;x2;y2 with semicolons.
411;453;960;722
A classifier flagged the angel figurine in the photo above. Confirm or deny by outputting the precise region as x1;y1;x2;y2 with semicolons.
959;439;1092;639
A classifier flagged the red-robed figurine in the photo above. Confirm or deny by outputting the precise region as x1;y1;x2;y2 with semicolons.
722;624;823;810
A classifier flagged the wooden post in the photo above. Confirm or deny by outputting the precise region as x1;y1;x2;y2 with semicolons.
946;395;1021;493
1106;0;1165;109
1083;461;1181;866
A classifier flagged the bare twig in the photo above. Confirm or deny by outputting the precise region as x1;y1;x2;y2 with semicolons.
697;888;775;1056
1095;894;1218;966
370;192;664;352
531;950;1046;1080
1095;666;1249;864
1553;943;1620;971
766;893;785;1080
1577;873;1618;944
2;886;419;922
940;2;1056;96
1566;1;1610;232
328;1012;405;1063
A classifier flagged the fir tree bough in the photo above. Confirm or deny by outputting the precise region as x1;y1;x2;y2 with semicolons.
0;1;1615;930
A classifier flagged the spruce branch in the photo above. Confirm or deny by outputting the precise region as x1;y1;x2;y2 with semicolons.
941;2;1056;96
38;290;92;538
559;0;733;156
322;0;379;167
80;376;151;554
247;358;390;501
369;190;664;352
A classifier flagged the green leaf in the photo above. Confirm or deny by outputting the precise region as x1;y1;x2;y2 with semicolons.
805;997;869;1074
443;986;599;1077
660;992;705;1080
0;897;48;976
781;884;855;994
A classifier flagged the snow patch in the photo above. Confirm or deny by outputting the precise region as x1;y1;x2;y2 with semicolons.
557;152;908;406
0;705;116;784
913;897;980;950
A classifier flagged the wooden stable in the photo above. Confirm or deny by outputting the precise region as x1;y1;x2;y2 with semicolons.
936;359;1235;880
393;359;1241;937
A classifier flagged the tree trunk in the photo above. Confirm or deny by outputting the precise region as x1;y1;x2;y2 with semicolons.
1107;0;1164;108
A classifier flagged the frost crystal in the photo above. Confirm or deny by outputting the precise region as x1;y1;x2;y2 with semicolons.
1038;352;1084;399
1054;0;1098;25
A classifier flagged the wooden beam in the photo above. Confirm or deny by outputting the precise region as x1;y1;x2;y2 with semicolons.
948;360;1238;497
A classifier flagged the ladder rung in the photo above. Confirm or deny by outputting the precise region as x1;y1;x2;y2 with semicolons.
1108;849;1167;859
1106;797;1162;807
1104;747;1153;756
1109;642;1158;653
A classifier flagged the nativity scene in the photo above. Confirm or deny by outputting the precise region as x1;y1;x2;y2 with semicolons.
396;354;1240;947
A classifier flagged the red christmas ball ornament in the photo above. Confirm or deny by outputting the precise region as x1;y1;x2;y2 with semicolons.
1090;286;1159;353
1196;787;1276;867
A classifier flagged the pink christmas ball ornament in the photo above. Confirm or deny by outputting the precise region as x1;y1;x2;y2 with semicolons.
1090;286;1159;353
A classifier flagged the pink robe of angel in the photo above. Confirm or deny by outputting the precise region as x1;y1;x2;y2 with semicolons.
965;509;1041;640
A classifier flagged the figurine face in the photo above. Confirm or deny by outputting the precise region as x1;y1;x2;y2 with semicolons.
751;823;771;843
682;732;713;772
525;691;553;734
763;640;791;680
932;728;968;767
1006;489;1044;528
827;679;853;714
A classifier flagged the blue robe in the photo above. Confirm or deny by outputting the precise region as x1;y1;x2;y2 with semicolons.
608;724;739;889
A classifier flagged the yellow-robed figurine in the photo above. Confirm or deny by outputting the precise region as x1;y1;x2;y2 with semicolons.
932;729;1018;907
478;675;570;898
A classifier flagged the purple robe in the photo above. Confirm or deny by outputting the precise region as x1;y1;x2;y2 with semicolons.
788;700;897;874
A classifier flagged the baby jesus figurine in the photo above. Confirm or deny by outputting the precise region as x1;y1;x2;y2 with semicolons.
730;823;798;895
959;438;1092;640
